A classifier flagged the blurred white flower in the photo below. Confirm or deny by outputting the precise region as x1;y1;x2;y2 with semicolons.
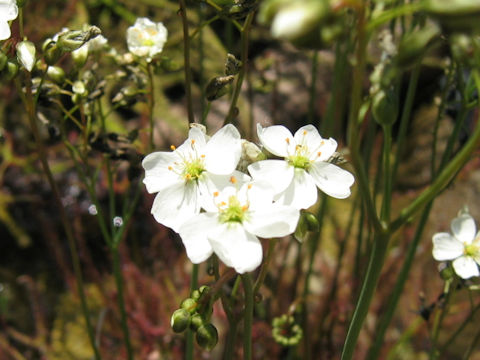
248;124;354;209
126;17;167;62
16;40;35;71
142;124;242;232
432;212;480;279
0;0;18;41
179;179;300;274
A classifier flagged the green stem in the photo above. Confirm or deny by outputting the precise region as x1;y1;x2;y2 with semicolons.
224;12;255;125
253;239;277;296
341;230;390;360
185;264;198;360
440;302;480;355
241;273;254;360
147;63;156;151
366;2;424;32
20;73;102;360
179;0;195;124
112;245;134;360
380;124;392;222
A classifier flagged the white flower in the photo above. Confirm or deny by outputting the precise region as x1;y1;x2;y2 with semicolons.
432;212;480;279
142;124;242;232
0;0;18;41
16;40;36;72
179;180;300;274
126;17;167;62
248;124;355;209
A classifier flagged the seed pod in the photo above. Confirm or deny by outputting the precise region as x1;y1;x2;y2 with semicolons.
180;298;198;314
372;88;399;127
205;75;235;101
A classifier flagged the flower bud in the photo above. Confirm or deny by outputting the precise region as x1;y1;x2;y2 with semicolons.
16;41;36;72
0;51;7;72
190;285;210;301
205;75;235;101
372;88;399;127
42;39;63;66
225;53;242;76
72;45;89;68
190;313;207;331
171;308;191;333
424;0;480;32
47;66;65;84
180;298;198;314
57;26;101;53
294;211;319;242
6;61;18;80
395;23;441;69
195;324;218;351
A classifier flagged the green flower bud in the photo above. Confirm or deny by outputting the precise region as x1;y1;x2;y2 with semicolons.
72;45;89;68
205;75;235;101
449;33;480;66
171;308;191;333
6;61;18;80
425;0;480;32
57;26;101;53
43;39;63;66
190;313;207;331
372;88;399;127
195;324;218;351
396;24;441;69
180;298;198;314
439;263;455;281
294;211;319;243
47;66;65;84
191;285;210;301
16;41;36;72
0;51;7;72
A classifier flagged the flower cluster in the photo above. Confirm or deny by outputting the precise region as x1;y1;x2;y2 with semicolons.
126;17;168;62
432;210;480;279
143;123;355;273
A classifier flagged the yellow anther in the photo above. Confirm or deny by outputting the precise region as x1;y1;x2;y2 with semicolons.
185;174;191;180
317;151;322;157
321;140;325;145
213;191;219;197
220;201;226;206
230;176;237;184
242;205;249;211
191;139;196;145
168;166;173;171
201;154;205;158
285;138;290;144
170;145;176;151
247;184;252;189
303;130;307;136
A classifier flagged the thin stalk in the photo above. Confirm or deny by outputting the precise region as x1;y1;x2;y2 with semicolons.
307;51;318;125
112;245;134;360
185;264;198;360
463;324;480;360
20;73;101;360
147;63;156;151
224;12;255;125
179;0;195;124
366;2;424;32
253;239;277;296
241;273;254;360
380;124;393;223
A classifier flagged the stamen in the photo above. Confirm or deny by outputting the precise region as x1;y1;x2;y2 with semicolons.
213;191;219;197
247;184;252;189
242;205;249;211
168;166;173;171
285;138;290;144
220;201;226;206
303;130;307;136
201;154;205;158
170;145;176;151
320;140;325;145
317;151;322;157
230;176;237;184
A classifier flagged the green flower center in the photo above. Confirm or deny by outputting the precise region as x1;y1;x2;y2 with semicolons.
464;242;480;257
288;154;311;169
218;196;248;224
183;159;205;182
142;38;156;47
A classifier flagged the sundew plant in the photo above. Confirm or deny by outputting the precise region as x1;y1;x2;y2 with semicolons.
1;0;480;359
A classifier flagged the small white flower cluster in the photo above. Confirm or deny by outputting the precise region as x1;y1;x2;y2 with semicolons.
143;123;355;273
126;17;167;62
432;211;480;279
0;0;17;41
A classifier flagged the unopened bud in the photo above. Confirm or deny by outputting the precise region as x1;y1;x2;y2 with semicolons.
0;51;7;71
396;24;441;69
205;75;235;101
372;88;399;127
294;211;319;243
190;313;207;331
72;45;89;68
47;66;65;84
57;26;101;53
195;324;218;351
171;308;191;333
225;53;242;76
43;39;63;66
6;61;18;80
180;298;198;314
16;41;36;72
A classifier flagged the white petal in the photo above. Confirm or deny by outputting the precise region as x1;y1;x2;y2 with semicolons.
151;181;200;232
245;204;299;238
247;160;294;195
0;2;18;21
240;180;275;211
178;213;217;264
275;169;318;209
294;125;323;149
309;162;354;199
257;123;294;157
142;152;181;193
205;124;242;175
432;232;464;261
208;223;263;274
451;214;476;244
313;138;338;162
452;256;480;279
0;21;11;41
